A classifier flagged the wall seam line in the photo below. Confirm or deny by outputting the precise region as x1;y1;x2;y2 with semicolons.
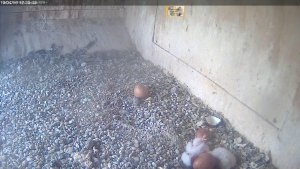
152;40;279;130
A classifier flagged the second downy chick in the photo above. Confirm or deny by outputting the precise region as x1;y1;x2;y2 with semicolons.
210;147;236;169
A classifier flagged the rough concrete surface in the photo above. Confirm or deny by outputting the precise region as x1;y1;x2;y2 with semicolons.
124;6;300;169
0;7;130;62
0;5;299;169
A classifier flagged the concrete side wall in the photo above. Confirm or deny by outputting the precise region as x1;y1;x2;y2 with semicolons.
0;6;133;62
0;6;125;22
125;6;300;169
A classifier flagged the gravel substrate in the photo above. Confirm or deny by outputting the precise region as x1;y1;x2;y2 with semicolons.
0;46;276;169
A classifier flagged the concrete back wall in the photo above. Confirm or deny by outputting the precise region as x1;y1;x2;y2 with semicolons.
125;6;300;169
0;6;134;62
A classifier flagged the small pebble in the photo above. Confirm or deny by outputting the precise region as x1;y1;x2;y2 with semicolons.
0;49;276;169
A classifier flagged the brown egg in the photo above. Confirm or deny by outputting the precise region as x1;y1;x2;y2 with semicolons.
133;84;149;99
195;128;209;141
193;153;217;169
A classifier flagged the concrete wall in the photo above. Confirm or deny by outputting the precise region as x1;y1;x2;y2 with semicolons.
0;6;134;62
125;6;300;169
1;5;299;168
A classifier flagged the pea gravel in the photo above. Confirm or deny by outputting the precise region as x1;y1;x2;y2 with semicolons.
0;46;276;169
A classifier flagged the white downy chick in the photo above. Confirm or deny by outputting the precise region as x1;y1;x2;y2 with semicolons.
181;138;209;167
182;138;209;167
210;147;236;169
185;138;209;157
181;152;192;167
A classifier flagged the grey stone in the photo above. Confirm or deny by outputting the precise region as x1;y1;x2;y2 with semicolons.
133;157;139;162
234;137;243;144
0;49;276;169
133;97;140;107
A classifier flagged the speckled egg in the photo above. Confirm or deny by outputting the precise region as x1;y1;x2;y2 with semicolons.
133;84;149;99
193;153;217;169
